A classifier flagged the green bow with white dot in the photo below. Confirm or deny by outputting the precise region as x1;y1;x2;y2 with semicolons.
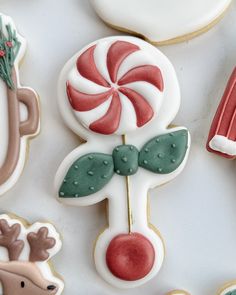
59;129;188;198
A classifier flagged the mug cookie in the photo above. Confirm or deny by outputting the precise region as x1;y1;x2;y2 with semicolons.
207;67;236;158
0;13;40;196
91;0;232;45
0;214;64;295
55;36;190;288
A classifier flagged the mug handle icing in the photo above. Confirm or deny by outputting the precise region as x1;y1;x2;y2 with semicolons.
18;88;39;136
0;68;39;186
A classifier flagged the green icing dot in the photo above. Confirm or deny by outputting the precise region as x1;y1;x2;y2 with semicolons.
139;130;188;174
122;157;128;163
59;153;114;198
112;145;139;176
225;291;236;295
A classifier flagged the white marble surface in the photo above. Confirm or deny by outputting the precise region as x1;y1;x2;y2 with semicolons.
0;0;236;294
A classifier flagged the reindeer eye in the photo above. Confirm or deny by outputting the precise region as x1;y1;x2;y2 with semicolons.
21;281;25;288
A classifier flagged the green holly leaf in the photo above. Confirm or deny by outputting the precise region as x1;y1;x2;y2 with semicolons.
59;153;114;198
139;130;189;174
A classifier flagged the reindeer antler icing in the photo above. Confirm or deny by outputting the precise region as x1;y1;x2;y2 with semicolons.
0;219;24;261
27;227;56;262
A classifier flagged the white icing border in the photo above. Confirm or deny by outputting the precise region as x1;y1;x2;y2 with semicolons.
218;283;236;295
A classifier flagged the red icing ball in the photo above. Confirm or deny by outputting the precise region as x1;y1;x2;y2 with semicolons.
6;41;13;48
0;50;5;57
106;232;155;281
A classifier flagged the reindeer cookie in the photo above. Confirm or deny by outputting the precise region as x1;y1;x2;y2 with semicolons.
55;36;190;288
0;214;64;295
0;13;40;196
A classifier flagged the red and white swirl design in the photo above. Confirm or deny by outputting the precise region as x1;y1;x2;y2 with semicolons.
66;40;164;135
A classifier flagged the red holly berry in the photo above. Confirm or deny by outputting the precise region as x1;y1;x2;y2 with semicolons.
0;50;5;57
6;41;13;48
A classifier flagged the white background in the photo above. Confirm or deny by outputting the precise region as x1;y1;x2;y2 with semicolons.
0;0;236;294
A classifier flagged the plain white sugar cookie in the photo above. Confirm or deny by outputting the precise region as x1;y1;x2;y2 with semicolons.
0;13;40;196
91;0;232;44
55;36;190;288
0;214;64;295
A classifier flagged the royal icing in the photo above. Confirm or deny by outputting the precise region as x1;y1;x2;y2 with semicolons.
0;214;64;295
55;36;191;288
0;14;40;196
166;282;236;295
207;67;236;158
91;0;232;44
217;281;236;295
166;291;190;295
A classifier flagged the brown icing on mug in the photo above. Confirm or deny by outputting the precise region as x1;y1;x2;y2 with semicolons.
0;68;39;185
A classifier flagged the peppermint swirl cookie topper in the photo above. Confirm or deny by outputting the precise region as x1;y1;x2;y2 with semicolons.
55;36;191;288
0;214;64;295
0;13;40;196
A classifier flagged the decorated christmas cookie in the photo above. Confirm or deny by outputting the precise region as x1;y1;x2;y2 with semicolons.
91;0;232;45
0;14;40;196
0;214;64;295
166;291;190;295
55;36;190;288
166;281;236;295
219;281;236;295
207;67;236;158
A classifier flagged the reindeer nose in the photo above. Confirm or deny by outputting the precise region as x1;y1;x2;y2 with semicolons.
47;285;57;291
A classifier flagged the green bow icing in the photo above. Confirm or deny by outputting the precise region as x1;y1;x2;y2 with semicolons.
225;291;236;295
59;130;189;198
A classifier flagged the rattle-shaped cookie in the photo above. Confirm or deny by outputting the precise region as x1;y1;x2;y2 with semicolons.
0;214;64;295
0;13;40;195
55;36;191;288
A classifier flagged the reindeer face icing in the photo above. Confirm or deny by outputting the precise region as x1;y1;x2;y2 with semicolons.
0;13;40;196
55;36;191;288
0;215;63;295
